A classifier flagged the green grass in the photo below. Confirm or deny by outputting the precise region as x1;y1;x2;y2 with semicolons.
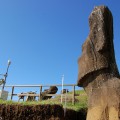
62;96;87;111
0;99;15;105
0;90;88;111
75;89;86;94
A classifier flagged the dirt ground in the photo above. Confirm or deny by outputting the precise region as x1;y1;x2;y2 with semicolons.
0;104;87;120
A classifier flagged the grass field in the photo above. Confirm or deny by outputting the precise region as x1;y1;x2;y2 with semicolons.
0;90;87;112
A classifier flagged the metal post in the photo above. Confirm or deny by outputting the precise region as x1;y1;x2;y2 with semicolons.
61;75;64;104
11;86;14;100
2;60;11;91
39;86;42;101
72;85;75;105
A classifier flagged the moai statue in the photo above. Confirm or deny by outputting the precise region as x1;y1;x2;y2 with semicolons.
41;86;58;100
77;6;120;120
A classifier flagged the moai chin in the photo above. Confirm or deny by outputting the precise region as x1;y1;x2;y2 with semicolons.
77;6;120;120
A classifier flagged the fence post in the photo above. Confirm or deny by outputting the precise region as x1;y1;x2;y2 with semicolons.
39;86;42;101
11;86;14;100
72;85;75;105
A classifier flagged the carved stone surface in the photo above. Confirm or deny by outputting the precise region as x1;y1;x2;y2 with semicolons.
77;6;120;120
41;86;58;100
77;6;119;87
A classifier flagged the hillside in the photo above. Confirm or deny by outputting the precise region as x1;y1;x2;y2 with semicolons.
0;90;87;111
0;90;87;120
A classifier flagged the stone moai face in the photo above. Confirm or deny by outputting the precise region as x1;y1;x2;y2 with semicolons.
77;6;119;87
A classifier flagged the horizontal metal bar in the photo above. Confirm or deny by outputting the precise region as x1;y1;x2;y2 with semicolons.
17;94;40;97
4;84;77;87
42;84;77;87
4;85;42;87
17;94;70;97
45;94;73;97
45;94;60;97
16;94;76;97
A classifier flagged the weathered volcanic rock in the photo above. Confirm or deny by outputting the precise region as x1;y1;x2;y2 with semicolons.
77;6;120;120
77;6;119;86
41;86;58;100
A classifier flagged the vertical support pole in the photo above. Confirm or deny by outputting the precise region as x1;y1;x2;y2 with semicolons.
61;75;64;104
39;86;42;101
72;85;75;105
11;86;14;100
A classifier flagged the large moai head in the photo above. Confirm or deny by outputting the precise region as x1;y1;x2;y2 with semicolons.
77;6;119;87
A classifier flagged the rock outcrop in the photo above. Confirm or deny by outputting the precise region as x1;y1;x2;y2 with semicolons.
77;6;120;120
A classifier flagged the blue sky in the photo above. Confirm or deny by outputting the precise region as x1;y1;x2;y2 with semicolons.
0;0;120;88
